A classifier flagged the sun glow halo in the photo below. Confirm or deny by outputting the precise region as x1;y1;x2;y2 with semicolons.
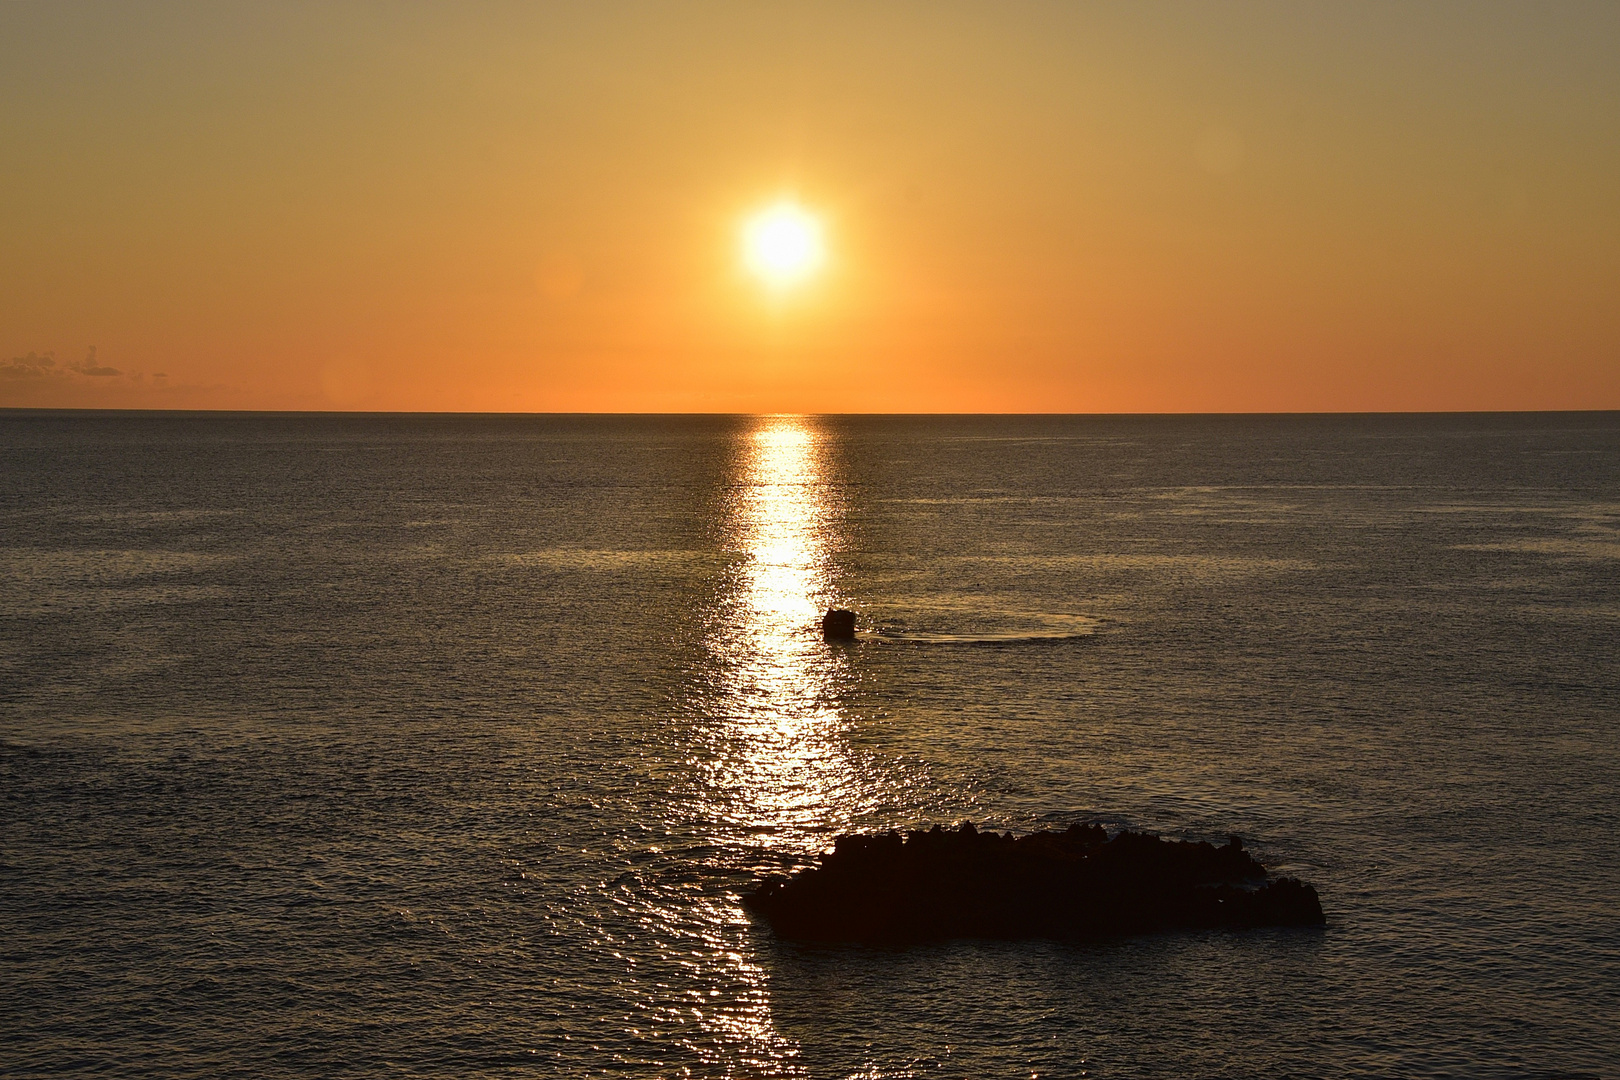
742;202;824;288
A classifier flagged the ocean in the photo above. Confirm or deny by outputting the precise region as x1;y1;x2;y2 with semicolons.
2;411;1616;1078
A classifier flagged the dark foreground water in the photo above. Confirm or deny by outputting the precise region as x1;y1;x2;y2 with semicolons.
2;412;1617;1078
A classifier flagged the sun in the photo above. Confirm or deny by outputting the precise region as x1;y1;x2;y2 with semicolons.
742;201;824;288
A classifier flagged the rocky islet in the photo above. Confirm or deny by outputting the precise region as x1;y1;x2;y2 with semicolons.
747;822;1325;943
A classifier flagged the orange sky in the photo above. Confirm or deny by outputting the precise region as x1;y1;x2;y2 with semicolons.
3;2;1618;413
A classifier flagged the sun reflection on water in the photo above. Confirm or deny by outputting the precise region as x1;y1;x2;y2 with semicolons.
625;417;900;1075
653;415;881;1073
701;416;873;846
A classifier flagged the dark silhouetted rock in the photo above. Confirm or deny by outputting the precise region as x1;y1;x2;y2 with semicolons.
821;608;857;640
745;823;1324;942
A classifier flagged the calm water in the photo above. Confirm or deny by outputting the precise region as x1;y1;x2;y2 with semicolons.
2;412;1617;1078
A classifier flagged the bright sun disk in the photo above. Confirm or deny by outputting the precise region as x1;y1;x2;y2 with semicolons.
742;203;824;287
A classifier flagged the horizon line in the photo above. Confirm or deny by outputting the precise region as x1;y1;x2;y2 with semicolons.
4;407;1619;419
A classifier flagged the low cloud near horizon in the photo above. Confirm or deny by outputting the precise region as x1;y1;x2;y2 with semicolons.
1;347;180;407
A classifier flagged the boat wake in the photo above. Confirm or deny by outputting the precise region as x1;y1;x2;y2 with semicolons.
866;613;1100;645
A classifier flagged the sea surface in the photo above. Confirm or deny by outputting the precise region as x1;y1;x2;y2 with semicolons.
2;411;1617;1078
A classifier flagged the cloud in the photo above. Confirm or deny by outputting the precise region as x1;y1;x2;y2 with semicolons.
0;352;58;380
0;347;227;410
0;348;168;406
67;346;121;377
3;347;130;382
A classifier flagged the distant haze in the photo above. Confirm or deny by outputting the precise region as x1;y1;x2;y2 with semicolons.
3;1;1618;412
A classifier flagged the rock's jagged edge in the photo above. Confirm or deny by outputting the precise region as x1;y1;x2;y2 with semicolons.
745;822;1324;943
